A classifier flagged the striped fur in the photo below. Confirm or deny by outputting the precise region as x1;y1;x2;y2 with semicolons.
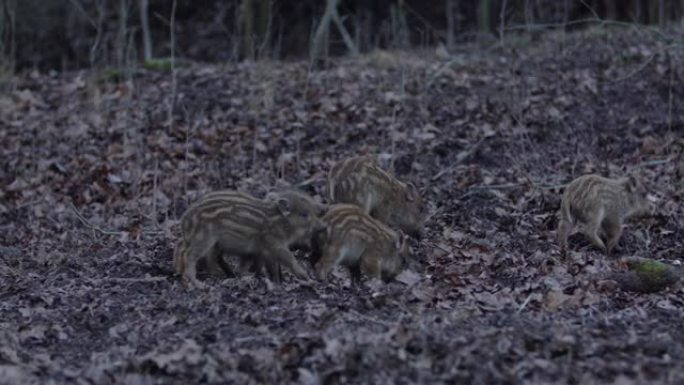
327;155;426;237
312;204;411;282
175;189;325;288
558;174;652;256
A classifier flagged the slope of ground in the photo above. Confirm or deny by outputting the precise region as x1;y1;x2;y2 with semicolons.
1;26;683;384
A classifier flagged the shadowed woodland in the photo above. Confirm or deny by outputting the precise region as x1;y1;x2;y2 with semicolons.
1;1;684;384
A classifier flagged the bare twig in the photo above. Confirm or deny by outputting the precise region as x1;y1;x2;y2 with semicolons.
181;107;191;201
68;0;97;27
499;0;507;47
234;335;280;344
422;240;452;254
579;0;600;20
330;4;359;55
89;0;106;68
467;183;526;191
517;293;533;313
468;182;567;191
402;2;439;39
252;126;258;171
310;0;337;65
139;0;153;61
295;171;326;188
609;52;657;83
459;181;566;200
627;156;675;171
667;52;674;140
86;276;168;284
426;55;468;87
504;18;672;42
70;203;126;236
346;309;395;327
152;155;159;226
168;0;177;132
431;138;486;182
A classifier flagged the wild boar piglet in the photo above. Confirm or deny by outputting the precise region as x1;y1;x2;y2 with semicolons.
174;189;325;288
327;155;427;237
557;174;653;256
312;204;412;283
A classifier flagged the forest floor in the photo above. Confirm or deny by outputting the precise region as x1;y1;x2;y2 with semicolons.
1;26;684;385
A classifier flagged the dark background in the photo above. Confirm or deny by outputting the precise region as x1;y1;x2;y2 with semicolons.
2;0;683;71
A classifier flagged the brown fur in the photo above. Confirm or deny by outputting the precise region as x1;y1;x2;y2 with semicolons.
558;174;652;256
175;189;325;288
327;155;426;237
311;204;411;283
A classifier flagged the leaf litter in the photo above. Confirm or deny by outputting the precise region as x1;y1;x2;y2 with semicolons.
1;27;683;384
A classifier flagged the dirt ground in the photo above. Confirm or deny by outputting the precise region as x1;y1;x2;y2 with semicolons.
1;27;684;385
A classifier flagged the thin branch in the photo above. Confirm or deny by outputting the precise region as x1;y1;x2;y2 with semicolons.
89;0;106;68
627;156;675;171
667;52;674;137
470;182;567;191
331;5;358;55
609;52;657;83
579;0;600;20
139;0;153;60
295;171;326;188
503;18;674;42
310;0;337;65
517;293;534;313
459;181;567;200
431;138;486;182
427;55;468;87
467;183;526;191
152;155;159;226
346;309;395;327
70;203;126;236
499;0;507;47
86;276;169;284
422;240;452;254
68;0;97;27
168;0;177;131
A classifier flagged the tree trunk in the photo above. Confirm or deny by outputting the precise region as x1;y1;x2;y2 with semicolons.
604;0;617;20
311;0;336;66
353;0;373;53
649;0;659;24
478;0;490;36
524;0;533;34
1;0;17;74
499;0;507;46
390;1;409;48
139;0;152;61
116;0;128;70
446;0;458;49
256;0;272;59
239;0;255;60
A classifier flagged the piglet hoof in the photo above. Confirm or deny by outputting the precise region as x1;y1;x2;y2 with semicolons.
183;277;206;290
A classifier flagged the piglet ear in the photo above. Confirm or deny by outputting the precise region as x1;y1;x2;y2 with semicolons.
394;232;407;250
405;183;419;202
622;175;637;193
274;179;291;190
316;203;329;216
276;197;291;216
267;193;291;216
394;235;402;250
